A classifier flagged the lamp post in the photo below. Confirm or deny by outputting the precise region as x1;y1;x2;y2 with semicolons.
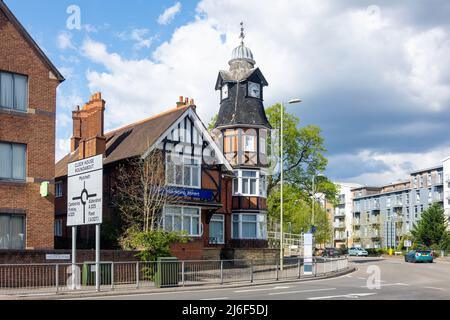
280;98;302;271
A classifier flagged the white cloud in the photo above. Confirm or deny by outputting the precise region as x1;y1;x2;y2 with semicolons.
73;0;450;182
117;28;153;50
56;138;71;162
158;2;182;25
57;31;75;50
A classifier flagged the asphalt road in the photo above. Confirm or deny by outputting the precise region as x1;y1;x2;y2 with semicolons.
70;257;450;300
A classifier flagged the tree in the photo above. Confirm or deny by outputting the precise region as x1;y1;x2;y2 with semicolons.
207;114;218;132
113;147;181;232
265;104;338;203
411;203;450;249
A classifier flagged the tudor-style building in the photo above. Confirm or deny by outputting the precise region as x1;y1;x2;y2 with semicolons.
212;25;271;248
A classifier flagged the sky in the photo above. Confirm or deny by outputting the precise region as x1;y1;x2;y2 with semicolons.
5;0;450;186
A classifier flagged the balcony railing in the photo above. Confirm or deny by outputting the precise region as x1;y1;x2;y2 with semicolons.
334;221;345;229
352;218;361;225
370;216;381;224
334;210;346;217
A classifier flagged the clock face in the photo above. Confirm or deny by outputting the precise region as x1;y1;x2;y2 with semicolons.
248;82;261;98
222;84;229;100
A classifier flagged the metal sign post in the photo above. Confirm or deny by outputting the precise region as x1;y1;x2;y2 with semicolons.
304;233;313;275
67;154;103;292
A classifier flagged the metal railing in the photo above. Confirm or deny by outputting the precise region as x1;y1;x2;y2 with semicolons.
0;257;349;296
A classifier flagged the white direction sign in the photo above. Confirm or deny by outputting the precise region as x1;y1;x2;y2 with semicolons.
67;155;103;226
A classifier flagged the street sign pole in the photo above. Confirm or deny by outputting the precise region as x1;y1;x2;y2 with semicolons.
95;224;100;292
71;226;76;289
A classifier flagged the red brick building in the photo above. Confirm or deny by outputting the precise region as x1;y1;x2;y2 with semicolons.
0;1;64;250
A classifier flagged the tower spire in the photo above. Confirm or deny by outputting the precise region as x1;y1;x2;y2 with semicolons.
240;21;245;45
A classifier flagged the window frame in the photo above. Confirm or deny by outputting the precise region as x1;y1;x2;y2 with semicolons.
0;213;26;250
0;142;27;182
54;218;63;237
165;154;201;189
231;213;267;240
0;71;28;111
232;170;267;198
162;206;202;237
55;181;63;198
209;214;225;245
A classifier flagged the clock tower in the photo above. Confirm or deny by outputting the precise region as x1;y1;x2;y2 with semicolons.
213;23;271;248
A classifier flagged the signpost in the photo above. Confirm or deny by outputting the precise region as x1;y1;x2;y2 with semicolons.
404;240;412;249
304;233;313;275
67;154;103;291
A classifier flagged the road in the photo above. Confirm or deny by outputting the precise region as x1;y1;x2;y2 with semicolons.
69;257;450;300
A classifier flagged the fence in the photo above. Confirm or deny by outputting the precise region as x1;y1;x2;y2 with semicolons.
0;257;349;296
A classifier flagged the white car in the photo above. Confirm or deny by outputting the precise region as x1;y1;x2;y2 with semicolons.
348;247;369;256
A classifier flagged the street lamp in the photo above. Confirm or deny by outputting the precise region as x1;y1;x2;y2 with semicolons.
280;98;302;271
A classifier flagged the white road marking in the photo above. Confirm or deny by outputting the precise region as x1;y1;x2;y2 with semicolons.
359;283;408;288
268;288;336;296
201;297;229;300
308;293;377;300
344;275;353;278
357;277;366;280
234;286;291;293
424;287;446;291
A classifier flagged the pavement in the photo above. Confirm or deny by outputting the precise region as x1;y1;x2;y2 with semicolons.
61;256;450;300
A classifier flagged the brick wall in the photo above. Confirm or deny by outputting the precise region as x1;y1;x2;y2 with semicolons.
0;8;61;249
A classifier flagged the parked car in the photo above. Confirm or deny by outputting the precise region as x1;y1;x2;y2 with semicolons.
404;250;433;263
348;247;368;256
322;247;343;257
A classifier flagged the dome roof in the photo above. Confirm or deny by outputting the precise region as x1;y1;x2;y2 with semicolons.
230;43;255;65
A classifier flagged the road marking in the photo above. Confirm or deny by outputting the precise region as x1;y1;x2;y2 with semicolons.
359;283;408;288
308;292;377;300
357;277;366;280
344;275;353;278
268;288;336;296
201;297;229;300
424;287;446;291
234;286;291;293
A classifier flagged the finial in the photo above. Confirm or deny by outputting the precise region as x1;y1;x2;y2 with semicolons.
240;21;245;45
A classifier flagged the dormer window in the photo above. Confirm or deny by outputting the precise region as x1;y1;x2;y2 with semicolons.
221;84;229;100
247;81;261;98
244;135;256;152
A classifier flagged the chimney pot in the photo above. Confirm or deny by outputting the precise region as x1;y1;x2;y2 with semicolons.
179;96;184;103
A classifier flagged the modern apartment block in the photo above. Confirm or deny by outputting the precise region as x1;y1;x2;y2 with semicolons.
351;165;445;249
332;182;361;248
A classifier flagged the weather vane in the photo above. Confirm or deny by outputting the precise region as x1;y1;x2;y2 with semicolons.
240;21;245;44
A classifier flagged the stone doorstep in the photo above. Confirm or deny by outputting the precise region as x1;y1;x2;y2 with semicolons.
4;268;356;300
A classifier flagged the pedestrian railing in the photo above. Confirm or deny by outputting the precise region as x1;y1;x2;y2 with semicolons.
0;256;349;296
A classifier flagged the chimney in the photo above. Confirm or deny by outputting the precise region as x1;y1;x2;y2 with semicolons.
176;96;196;109
70;92;106;159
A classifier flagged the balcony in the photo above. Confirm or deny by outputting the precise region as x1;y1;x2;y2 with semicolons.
334;221;345;229
393;200;403;208
334;209;346;217
370;216;381;225
334;233;346;240
352;218;361;225
434;193;444;202
371;202;380;210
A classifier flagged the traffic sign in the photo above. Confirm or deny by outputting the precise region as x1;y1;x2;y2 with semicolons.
67;155;103;226
404;240;412;248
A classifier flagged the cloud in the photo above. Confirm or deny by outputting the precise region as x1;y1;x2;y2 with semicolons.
57;31;75;50
158;2;182;25
117;28;153;49
71;0;450;185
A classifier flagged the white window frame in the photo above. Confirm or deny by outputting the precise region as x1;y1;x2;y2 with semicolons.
244;135;256;152
162;206;202;237
231;213;267;240
165;154;201;189
209;214;225;244
232;170;267;198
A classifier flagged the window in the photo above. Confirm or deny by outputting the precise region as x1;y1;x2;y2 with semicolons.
233;170;267;197
259;137;266;154
55;181;63;198
0;142;26;181
0;71;28;111
419;176;424;188
413;177;417;188
232;213;266;240
427;173;432;186
166;155;201;188
244;135;256;152
428;189;432;203
386;197;391;207
416;190;420;202
0;214;25;249
209;214;224;244
163;206;201;236
54;219;63;237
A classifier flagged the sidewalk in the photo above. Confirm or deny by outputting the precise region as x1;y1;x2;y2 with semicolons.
0;267;355;300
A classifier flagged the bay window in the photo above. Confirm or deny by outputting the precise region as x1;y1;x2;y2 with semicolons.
244;134;256;152
0;71;28;111
0;142;26;181
209;214;224;244
232;213;267;240
163;206;202;237
233;170;267;197
166;154;201;188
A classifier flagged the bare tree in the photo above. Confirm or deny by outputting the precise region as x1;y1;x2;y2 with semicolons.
113;147;181;233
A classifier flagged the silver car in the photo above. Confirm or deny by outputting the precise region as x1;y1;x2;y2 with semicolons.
348;247;368;256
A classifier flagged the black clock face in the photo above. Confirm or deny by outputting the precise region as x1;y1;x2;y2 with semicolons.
248;82;261;98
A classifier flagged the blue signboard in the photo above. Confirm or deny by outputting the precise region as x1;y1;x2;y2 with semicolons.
165;187;214;201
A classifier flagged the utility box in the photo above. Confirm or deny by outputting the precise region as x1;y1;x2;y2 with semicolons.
82;262;112;286
154;257;180;288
